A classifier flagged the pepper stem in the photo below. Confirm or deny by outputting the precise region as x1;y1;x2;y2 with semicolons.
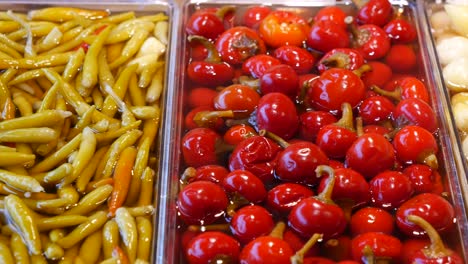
187;35;222;63
188;223;230;232
381;120;394;131
351;0;366;9
362;245;394;264
226;193;249;217
290;233;323;264
215;5;235;20
353;64;372;77
225;118;250;127
347;17;361;40
269;221;286;239
237;75;260;92
336;199;355;221
194;110;235;127
299;81;312;106
259;130;290;149
356;117;364;137
362;245;376;264
407;214;450;258
422;154;439;170
335;103;355;131
316;165;336;204
370;85;402;102
320;52;351;70
179;167;196;189
214;139;235;155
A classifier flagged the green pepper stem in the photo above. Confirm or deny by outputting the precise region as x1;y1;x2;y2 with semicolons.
353;64;372;77
193;110;234;128
362;245;376;264
226;193;249;217
290;233;323;264
356;117;364;137
351;0;366;9
422;153;439;170
370;85;402;102
215;6;235;20
179;167;196;190
269;221;286;239
237;75;260;92
320;52;351;70
259;130;290;149
335;103;355;131
316;165;336;204
214;139;235;155
188;223;230;232
187;35;222;63
407;214;450;259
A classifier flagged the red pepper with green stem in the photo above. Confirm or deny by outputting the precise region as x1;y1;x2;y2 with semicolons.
187;35;234;87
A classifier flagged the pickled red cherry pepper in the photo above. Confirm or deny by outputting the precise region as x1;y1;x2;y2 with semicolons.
186;35;234;87
177;2;464;263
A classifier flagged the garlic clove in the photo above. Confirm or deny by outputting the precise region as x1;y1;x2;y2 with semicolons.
436;36;468;66
445;4;468;37
453;102;468;131
462;136;468;160
451;92;468;106
431;10;453;37
443;57;468;92
436;32;460;43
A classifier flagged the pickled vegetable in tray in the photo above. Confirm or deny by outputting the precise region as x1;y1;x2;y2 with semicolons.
0;2;172;263
155;0;468;263
429;3;468;161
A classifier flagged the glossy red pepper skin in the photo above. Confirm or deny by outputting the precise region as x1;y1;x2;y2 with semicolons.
288;196;347;240
354;24;390;60
345;133;396;179
393;125;438;166
396;193;455;237
307;21;350;53
275;141;329;185
186;10;225;40
356;0;393;27
181;127;223;168
177;181;228;225
317;168;370;209
242;6;272;29
306;68;366;112
314;6;348;29
384;18;417;44
186;7;234;40
228;136;282;183
187;36;235;87
317;48;364;73
187;61;234;87
256;92;299;140
215;26;266;65
273;45;316;74
267;183;314;214
239;236;294;264
351;232;402;262
185;231;240;264
242;54;281;78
